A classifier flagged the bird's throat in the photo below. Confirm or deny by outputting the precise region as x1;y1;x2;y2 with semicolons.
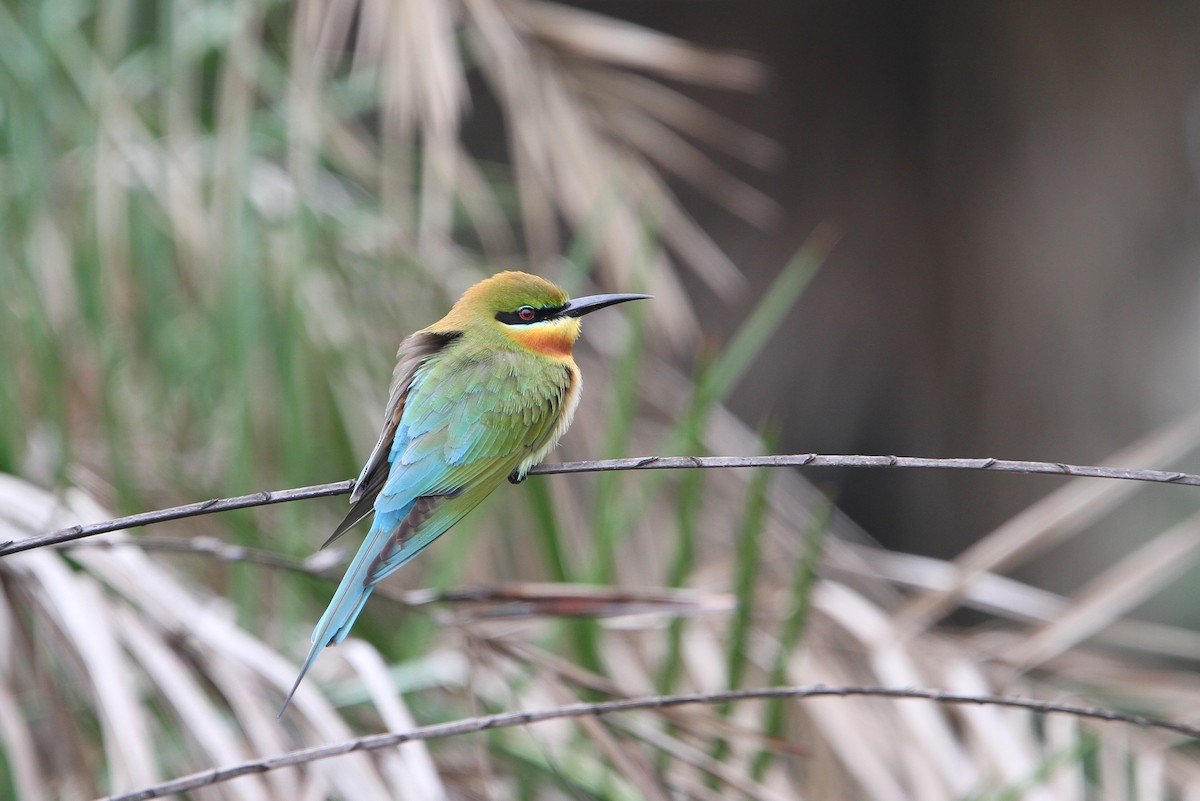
512;322;579;358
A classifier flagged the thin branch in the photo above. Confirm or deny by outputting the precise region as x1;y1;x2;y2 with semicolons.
5;453;1198;557
527;453;1200;486
0;481;353;557
101;684;1200;801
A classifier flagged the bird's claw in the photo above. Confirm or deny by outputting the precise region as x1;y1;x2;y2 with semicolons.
508;469;525;485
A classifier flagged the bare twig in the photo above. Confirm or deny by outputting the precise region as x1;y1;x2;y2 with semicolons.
0;481;353;557
528;453;1200;485
100;684;1200;801
5;453;1196;557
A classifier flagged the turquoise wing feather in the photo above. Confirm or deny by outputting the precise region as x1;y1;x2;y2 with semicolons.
281;339;571;713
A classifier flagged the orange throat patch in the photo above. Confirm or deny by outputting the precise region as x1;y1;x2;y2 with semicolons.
513;325;577;358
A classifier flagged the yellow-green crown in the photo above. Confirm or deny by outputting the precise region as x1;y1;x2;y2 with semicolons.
434;271;569;331
463;271;569;314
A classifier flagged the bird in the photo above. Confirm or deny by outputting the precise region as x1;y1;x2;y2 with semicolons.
280;271;649;714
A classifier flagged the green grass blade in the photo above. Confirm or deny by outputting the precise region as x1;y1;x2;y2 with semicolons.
697;228;835;409
751;492;833;780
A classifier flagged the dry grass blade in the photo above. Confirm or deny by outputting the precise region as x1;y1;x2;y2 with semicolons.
115;607;271;801
893;407;1200;632
447;140;519;256
618;717;794;801
602;108;780;226
850;542;1200;662
804;576;1200;797
578;67;784;168
1005;511;1200;670
1045;713;1086;800
830;527;1200;795
518;1;765;89
0;475;412;799
0;678;45;800
532;669;674;801
484;634;806;754
210;0;263;255
76;541;402;801
941;660;1053;799
340;641;449;801
814;581;977;798
20;551;161;791
291;0;771;316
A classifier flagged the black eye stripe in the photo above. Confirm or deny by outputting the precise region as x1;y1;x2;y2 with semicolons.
495;303;569;325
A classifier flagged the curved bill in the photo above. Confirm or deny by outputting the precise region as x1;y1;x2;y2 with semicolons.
560;293;652;318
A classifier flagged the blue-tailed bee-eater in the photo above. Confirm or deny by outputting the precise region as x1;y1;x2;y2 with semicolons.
281;271;649;713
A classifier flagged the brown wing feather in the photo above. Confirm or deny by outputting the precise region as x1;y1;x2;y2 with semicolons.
364;494;445;584
322;330;461;549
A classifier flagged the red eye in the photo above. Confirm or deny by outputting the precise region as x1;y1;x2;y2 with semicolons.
518;306;536;322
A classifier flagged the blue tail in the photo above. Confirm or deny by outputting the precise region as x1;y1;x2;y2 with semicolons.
278;506;410;716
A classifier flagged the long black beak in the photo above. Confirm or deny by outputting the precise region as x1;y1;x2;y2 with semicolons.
560;292;652;318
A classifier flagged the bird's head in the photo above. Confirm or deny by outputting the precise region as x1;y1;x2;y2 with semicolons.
438;271;650;358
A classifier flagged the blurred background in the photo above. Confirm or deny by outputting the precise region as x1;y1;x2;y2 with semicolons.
610;1;1200;563
5;1;1200;798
